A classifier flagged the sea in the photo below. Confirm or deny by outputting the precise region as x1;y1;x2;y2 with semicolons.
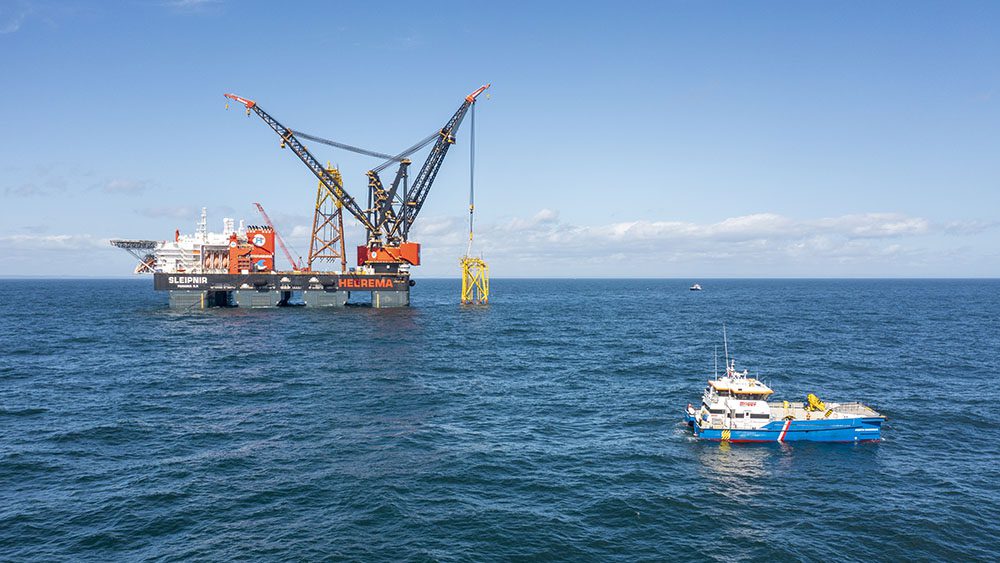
1;278;998;561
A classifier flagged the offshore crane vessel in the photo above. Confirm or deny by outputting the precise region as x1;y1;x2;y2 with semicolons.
111;85;489;309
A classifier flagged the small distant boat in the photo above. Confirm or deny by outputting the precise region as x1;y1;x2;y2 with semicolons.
684;331;885;443
689;284;702;291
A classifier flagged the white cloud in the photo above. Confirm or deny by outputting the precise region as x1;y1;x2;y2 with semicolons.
815;213;929;238
941;219;997;235
418;216;463;236
0;6;28;34
4;183;48;197
5;172;154;197
0;211;992;277
407;210;995;276
533;208;559;223
162;0;224;13
3;169;68;196
0;234;108;250
289;224;311;238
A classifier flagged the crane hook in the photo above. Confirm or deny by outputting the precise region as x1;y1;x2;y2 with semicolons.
225;102;230;110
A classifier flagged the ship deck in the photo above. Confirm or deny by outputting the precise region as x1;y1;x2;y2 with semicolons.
768;401;883;420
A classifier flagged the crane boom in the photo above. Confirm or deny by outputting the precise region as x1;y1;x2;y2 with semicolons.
253;202;301;271
385;84;490;242
225;93;379;237
226;84;489;251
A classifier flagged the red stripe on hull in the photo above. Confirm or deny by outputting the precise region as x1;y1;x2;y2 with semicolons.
778;420;791;442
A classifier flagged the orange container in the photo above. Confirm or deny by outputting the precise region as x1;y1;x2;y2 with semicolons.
357;242;420;266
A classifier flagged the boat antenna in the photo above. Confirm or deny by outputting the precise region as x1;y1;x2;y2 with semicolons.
723;323;730;371
714;345;719;378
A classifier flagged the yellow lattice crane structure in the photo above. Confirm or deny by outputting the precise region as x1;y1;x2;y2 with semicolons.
460;102;489;304
307;164;347;272
461;256;489;304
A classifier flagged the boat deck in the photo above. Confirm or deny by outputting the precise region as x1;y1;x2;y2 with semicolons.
767;401;883;420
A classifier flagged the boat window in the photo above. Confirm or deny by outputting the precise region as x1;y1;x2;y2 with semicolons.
750;413;770;419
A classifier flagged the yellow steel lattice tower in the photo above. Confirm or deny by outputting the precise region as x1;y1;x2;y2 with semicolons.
461;255;489;304
307;164;347;272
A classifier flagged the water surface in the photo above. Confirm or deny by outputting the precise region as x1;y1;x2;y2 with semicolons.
1;279;998;560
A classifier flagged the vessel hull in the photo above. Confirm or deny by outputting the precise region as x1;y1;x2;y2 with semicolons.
153;272;410;309
691;417;883;443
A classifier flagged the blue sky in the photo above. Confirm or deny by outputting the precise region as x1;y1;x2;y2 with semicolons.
1;0;997;277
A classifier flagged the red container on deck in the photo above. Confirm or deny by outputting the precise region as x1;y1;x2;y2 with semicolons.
357;242;420;266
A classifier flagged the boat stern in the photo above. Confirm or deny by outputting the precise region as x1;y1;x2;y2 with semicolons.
684;403;698;427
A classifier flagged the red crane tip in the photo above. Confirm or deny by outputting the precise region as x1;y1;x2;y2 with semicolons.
465;84;491;103
224;93;256;109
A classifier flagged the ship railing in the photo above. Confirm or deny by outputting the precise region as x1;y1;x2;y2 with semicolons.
769;401;880;418
829;402;882;417
768;401;805;410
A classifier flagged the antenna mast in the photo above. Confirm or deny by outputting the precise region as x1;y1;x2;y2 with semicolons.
723;323;730;373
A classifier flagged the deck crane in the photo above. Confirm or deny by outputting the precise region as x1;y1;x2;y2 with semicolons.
253;202;303;271
224;85;490;273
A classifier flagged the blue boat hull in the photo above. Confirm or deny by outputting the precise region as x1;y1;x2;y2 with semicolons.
688;416;883;443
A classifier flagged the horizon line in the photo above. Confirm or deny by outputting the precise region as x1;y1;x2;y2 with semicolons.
1;275;998;281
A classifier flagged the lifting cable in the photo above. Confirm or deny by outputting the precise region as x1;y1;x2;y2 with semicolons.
373;132;439;173
459;98;489;305
290;129;440;174
292;130;397;161
467;101;476;256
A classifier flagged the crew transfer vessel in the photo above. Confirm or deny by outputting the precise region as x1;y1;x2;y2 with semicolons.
684;354;885;443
